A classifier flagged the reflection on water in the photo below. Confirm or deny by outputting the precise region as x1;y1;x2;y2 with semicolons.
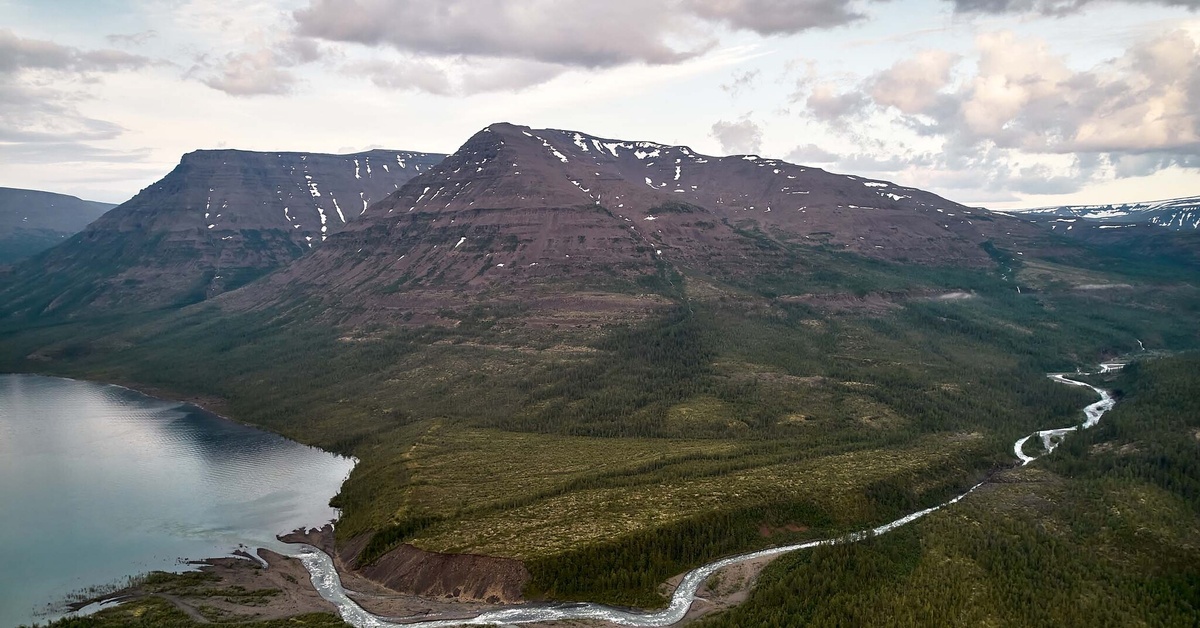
0;374;355;627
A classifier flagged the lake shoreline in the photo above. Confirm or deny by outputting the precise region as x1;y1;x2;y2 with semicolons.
0;373;355;627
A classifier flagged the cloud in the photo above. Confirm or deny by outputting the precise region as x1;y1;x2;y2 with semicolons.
868;50;959;115
796;28;1200;198
948;0;1200;15
958;30;1200;154
0;29;151;74
0;141;154;165
198;48;298;96
292;0;881;94
711;116;763;153
193;38;322;97
721;68;761;97
683;0;868;35
105;30;158;47
0;30;151;146
294;0;708;68
805;83;869;120
786;143;839;162
351;56;569;96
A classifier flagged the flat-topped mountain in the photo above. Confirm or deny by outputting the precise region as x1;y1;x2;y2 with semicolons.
0;148;445;317
229;123;1051;324
0;187;114;264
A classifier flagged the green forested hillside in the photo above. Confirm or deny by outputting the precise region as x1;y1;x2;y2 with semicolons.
701;354;1200;627
1;237;1198;610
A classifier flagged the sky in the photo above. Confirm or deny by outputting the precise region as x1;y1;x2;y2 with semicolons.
0;0;1197;209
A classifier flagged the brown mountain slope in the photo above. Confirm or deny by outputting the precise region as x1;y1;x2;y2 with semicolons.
224;123;1052;326
0;148;444;317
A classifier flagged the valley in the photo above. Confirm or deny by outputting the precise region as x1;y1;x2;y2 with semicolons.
5;123;1199;628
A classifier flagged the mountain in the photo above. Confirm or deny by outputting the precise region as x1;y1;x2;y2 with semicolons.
5;124;1200;624
1001;196;1200;265
0;187;114;264
0;148;445;317
1007;195;1200;231
227;122;1054;324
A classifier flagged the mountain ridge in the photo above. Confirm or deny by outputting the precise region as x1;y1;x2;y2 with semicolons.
219;122;1059;326
0;187;115;264
1005;195;1200;231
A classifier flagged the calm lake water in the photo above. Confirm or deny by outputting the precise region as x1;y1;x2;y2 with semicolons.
0;374;355;627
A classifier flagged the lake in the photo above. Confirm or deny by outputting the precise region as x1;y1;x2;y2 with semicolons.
0;374;355;627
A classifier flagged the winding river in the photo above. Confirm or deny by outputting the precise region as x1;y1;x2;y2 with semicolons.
292;372;1117;627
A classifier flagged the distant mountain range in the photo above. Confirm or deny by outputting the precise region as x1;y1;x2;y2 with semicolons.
0;148;444;316
1005;195;1200;231
0;187;114;264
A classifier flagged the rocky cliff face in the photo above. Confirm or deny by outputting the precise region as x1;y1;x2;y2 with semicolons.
0;187;114;264
0;148;445;317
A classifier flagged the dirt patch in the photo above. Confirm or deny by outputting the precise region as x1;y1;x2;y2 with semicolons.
932;291;975;301
353;543;530;604
78;549;337;623
283;525;529;606
1075;283;1134;290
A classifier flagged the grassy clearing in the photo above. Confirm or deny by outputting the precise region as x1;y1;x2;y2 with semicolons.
407;432;988;559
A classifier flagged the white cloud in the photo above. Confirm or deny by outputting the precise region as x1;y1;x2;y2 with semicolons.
198;48;299;96
710;116;763;153
950;0;1200;16
869;50;959;115
794;25;1200;201
294;0;709;68
0;30;150;142
291;0;883;94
